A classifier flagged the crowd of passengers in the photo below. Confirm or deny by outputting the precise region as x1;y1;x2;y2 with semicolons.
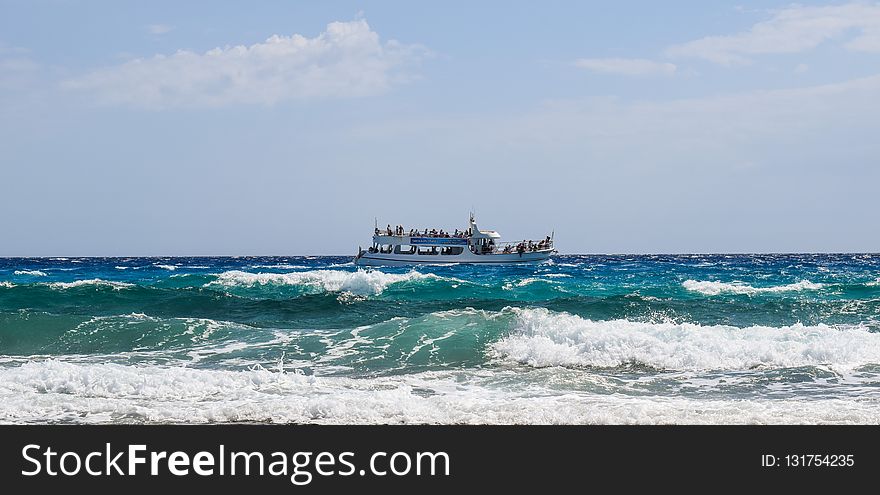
501;237;553;254
376;225;472;238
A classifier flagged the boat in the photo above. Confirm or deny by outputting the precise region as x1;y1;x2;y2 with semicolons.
354;214;555;265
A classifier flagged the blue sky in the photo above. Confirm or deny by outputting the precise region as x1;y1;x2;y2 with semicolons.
2;1;879;255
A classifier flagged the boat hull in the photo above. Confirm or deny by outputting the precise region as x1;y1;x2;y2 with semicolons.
355;250;553;266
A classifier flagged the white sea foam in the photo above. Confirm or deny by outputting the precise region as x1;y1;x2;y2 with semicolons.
502;277;557;290
154;264;177;271
542;273;572;278
682;279;824;295
0;360;878;424
0;281;15;288
491;307;880;371
14;270;47;277
47;279;135;290
207;269;447;296
249;264;309;270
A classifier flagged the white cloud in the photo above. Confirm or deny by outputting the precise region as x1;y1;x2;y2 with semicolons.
667;3;880;64
573;57;676;76
64;19;425;108
146;24;173;35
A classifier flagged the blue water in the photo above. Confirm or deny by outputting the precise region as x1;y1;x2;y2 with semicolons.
1;254;879;424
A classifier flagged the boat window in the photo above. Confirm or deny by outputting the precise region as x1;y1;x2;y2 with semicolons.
441;247;464;255
418;247;438;255
394;245;415;254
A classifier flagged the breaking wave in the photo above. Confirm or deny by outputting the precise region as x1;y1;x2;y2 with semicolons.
14;270;47;276
1;360;878;424
47;279;135;290
206;269;451;296
492;307;880;371
682;279;824;296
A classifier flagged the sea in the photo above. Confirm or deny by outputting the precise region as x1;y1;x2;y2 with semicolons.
1;254;879;424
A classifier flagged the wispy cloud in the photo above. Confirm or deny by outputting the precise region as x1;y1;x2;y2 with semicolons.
352;72;880;174
573;57;676;76
0;43;39;90
146;24;173;35
667;2;880;65
64;19;426;108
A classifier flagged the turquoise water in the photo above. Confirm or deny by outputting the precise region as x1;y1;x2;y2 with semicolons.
1;254;879;424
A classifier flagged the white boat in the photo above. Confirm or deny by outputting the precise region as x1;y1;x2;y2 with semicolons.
354;214;555;265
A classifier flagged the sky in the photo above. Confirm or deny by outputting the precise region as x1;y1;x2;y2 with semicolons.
1;0;879;255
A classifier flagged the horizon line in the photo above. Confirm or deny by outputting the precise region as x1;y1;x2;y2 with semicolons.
1;252;878;259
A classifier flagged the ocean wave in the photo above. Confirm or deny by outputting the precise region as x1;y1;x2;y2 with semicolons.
154;264;177;271
0;281;15;288
47;279;135;290
491;307;880;371
249;264;309;270
682;279;824;296
503;277;554;290
206;269;449;296
14;270;47;277
1;361;878;424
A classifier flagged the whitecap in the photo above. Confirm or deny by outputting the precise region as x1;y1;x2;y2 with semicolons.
502;277;553;290
682;279;823;295
14;270;47;277
249;264;309;270
206;269;450;296
491;307;880;371
48;279;134;290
